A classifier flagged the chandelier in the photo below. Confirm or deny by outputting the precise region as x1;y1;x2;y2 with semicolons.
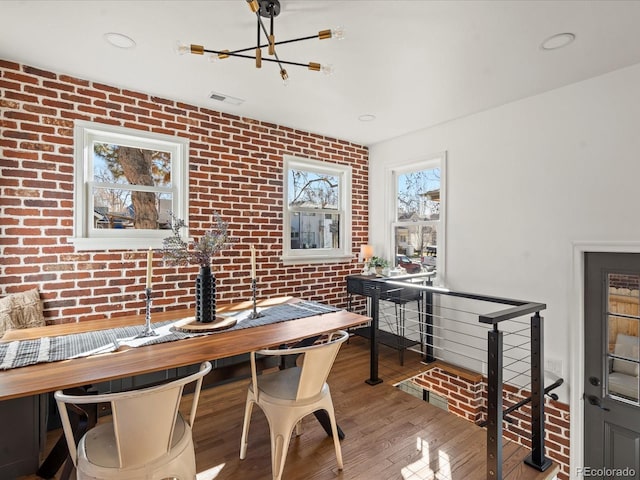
178;0;343;85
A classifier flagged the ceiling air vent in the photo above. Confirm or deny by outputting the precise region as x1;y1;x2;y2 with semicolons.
208;91;245;106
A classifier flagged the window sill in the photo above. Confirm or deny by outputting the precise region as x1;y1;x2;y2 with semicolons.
69;237;165;252
281;254;353;266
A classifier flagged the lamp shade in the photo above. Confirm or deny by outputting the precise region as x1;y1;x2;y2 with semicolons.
360;244;374;260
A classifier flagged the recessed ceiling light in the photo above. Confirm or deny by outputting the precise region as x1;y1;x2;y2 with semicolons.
104;32;136;49
540;32;575;51
358;114;376;122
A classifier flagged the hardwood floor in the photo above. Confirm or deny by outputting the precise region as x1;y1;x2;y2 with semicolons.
21;335;558;480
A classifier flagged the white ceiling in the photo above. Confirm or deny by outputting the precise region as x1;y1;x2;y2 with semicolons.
2;1;640;146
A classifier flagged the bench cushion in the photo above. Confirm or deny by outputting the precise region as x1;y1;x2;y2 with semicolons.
0;289;45;338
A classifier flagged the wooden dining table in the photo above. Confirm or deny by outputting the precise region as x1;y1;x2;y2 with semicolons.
0;296;370;478
0;296;370;401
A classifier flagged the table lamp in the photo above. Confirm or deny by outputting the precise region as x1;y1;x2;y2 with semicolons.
360;244;374;274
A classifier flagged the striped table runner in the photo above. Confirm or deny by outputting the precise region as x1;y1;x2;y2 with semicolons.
0;301;339;370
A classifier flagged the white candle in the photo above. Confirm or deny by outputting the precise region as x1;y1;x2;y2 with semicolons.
146;247;153;289
250;245;256;280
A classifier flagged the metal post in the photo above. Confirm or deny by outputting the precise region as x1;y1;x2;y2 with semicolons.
524;312;553;471
424;288;435;362
487;326;503;480
365;285;383;385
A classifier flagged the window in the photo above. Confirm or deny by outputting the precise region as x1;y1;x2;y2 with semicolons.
71;121;189;251
283;156;352;264
392;153;446;281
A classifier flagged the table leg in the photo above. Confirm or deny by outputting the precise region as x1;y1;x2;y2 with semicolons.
36;387;97;480
313;410;345;440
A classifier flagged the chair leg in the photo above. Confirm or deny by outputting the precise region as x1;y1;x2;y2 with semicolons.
270;423;295;480
239;396;254;460
324;401;344;470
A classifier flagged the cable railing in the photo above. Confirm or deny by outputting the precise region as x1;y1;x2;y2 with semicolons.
355;274;561;480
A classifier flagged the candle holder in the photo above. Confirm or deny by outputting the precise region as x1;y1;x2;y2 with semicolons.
248;278;264;319
135;287;158;338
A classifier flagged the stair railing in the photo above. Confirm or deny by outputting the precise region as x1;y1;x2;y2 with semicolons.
362;278;556;480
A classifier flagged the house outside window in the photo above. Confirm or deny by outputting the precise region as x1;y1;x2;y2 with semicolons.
70;121;189;251
392;152;446;281
283;156;352;264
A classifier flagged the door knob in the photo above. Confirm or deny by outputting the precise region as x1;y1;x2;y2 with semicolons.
589;376;601;386
586;394;610;411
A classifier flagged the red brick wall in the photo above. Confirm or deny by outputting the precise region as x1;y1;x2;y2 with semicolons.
0;59;369;324
413;368;570;480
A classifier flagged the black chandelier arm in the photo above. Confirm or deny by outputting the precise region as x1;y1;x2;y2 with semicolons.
256;11;261;46
269;3;275;36
201;47;313;69
224;33;324;56
187;0;336;80
255;10;285;71
267;33;323;47
255;10;262;67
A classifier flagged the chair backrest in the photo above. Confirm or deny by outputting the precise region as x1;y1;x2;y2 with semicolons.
55;361;211;469
254;330;349;401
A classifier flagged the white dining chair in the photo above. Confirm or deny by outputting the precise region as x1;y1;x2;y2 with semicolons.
54;361;212;480
239;330;349;480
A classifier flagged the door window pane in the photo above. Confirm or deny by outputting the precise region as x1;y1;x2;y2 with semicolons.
607;273;640;403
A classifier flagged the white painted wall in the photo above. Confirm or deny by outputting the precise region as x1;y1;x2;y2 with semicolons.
369;62;640;472
371;60;640;385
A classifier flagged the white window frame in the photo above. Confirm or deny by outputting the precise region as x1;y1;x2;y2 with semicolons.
391;152;446;284
70;121;189;251
282;155;352;264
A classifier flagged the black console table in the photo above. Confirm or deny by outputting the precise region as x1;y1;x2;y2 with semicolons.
346;273;435;365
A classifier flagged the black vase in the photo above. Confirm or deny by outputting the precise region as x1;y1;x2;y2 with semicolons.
195;266;216;323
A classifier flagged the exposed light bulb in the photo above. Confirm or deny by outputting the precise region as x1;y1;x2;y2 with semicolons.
280;69;289;86
321;64;334;76
331;27;345;40
175;41;189;55
208;50;230;62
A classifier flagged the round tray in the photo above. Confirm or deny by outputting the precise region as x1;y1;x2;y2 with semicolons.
172;316;237;333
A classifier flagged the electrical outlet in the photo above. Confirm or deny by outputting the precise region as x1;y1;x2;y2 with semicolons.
545;358;563;377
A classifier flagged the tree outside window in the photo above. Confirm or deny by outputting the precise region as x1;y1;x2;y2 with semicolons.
92;143;173;230
393;154;445;279
288;169;339;249
283;156;351;264
71;121;188;251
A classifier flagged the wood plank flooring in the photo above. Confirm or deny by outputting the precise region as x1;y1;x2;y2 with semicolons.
21;335;558;480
